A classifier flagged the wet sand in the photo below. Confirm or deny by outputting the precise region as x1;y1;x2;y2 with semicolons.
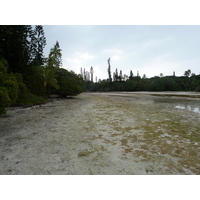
0;92;199;174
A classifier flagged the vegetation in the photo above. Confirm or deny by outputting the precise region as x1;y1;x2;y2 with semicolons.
107;57;112;83
1;25;200;115
0;25;84;115
0;59;18;114
85;63;200;92
56;68;84;97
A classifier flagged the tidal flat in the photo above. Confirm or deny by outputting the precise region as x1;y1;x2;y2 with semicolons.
0;92;199;174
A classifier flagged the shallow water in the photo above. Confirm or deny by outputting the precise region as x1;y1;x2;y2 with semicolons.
175;105;200;114
153;96;200;114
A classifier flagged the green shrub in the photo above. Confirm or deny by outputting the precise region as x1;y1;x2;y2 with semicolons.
0;59;19;114
0;59;18;104
0;58;7;74
56;68;84;97
3;75;18;104
14;73;28;95
14;73;47;106
0;86;11;115
15;92;48;106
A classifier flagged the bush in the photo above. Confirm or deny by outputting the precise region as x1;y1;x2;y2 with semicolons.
15;92;48;106
56;68;84;96
0;58;7;74
3;74;18;104
0;59;18;115
13;73;48;106
14;73;28;95
0;86;11;115
0;59;18;104
195;85;200;92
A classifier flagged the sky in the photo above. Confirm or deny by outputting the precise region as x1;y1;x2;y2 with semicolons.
43;25;200;81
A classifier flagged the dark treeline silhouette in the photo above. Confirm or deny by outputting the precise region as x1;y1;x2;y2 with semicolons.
0;25;84;115
85;74;200;92
84;59;200;92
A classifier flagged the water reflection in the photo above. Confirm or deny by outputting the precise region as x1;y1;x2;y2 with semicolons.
153;96;200;114
175;105;200;114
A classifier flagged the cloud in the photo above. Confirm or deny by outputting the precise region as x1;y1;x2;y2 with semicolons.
79;53;95;60
129;37;173;59
112;55;120;61
63;57;82;73
65;52;95;64
141;37;172;50
66;58;81;64
63;52;96;74
138;55;183;78
103;49;123;54
103;48;124;62
91;64;108;81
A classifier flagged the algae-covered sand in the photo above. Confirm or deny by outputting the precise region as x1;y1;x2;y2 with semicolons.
0;92;199;174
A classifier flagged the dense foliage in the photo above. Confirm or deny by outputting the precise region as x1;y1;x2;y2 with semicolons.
0;25;84;115
85;73;200;92
0;59;18;114
56;68;84;97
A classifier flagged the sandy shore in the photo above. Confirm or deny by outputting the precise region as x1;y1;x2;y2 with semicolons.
0;92;199;175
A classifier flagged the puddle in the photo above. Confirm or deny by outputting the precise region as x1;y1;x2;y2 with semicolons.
175;105;200;114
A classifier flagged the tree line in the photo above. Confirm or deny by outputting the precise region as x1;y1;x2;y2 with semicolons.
1;26;199;115
0;25;84;115
85;58;200;92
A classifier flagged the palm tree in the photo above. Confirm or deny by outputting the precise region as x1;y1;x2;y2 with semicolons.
34;66;60;92
184;69;191;77
42;67;60;90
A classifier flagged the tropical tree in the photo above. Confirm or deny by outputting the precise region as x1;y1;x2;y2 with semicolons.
184;69;191;77
107;57;112;83
90;66;94;82
0;25;32;74
47;41;62;69
56;68;84;96
30;25;46;66
119;70;123;81
115;68;119;81
129;70;133;80
0;59;18;114
142;74;147;79
30;66;60;96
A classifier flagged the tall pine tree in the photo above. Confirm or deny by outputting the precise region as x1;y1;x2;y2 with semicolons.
107;57;112;83
30;25;46;66
0;25;32;74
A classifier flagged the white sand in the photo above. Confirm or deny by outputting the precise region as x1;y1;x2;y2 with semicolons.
0;92;199;174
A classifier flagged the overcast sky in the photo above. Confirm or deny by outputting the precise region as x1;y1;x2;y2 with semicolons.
43;25;200;80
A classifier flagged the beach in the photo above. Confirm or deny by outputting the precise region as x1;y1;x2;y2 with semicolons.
0;92;199;175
